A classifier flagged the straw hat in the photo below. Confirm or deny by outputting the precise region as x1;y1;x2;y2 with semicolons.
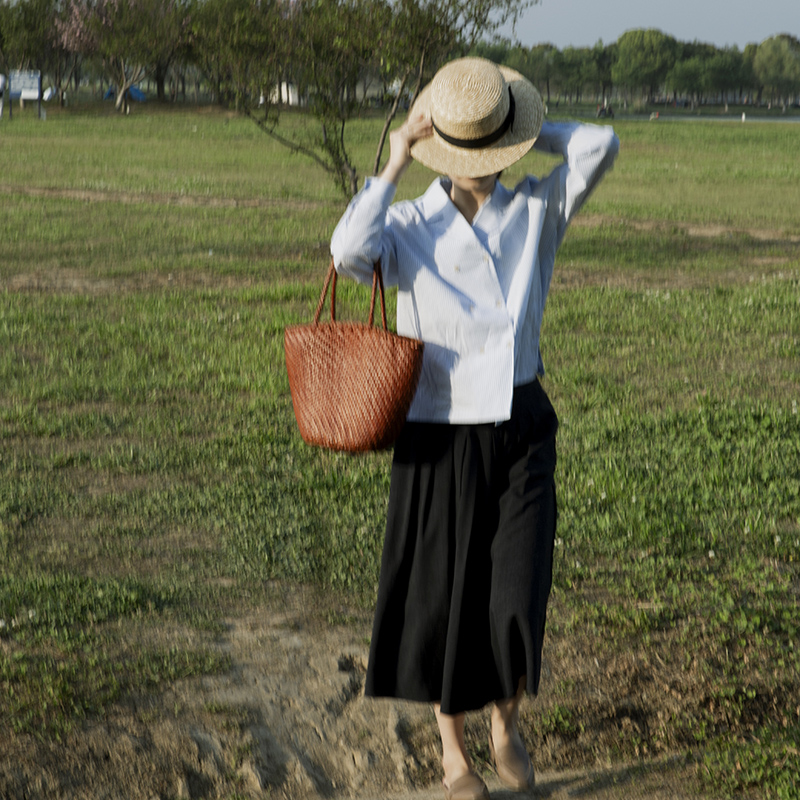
410;57;544;178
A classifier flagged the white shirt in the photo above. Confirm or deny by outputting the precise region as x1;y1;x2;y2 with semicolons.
331;121;620;424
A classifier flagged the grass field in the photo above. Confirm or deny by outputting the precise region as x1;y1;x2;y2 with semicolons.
1;102;799;798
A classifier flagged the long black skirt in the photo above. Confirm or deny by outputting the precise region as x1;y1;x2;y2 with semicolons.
365;380;558;715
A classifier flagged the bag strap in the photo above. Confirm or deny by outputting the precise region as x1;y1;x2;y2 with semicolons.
313;257;388;331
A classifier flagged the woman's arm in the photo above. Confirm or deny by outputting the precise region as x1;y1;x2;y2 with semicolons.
331;115;433;285
330;178;397;285
533;120;620;231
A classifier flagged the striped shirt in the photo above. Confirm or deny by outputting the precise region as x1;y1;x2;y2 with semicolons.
331;121;620;424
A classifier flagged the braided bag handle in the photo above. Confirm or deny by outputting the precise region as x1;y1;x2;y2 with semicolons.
313;257;388;330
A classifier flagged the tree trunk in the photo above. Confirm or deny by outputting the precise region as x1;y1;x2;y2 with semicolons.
115;85;130;113
156;64;166;101
114;57;131;113
408;49;427;110
337;119;358;198
346;163;358;197
372;69;410;176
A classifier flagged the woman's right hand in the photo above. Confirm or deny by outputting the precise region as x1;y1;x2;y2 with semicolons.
382;114;433;185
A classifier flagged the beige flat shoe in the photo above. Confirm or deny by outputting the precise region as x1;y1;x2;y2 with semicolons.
442;771;491;800
489;735;535;791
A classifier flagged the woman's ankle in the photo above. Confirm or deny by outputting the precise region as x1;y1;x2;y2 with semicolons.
491;678;526;747
434;705;472;785
491;699;521;748
441;753;473;786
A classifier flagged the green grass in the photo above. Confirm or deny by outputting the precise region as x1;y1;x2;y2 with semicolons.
1;103;799;796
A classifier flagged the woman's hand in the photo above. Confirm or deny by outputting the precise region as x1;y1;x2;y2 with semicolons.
381;114;433;186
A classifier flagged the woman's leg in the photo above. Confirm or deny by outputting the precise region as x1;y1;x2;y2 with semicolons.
433;704;471;786
489;677;535;790
490;676;525;749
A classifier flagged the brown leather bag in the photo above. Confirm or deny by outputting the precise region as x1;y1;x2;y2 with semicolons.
284;258;424;452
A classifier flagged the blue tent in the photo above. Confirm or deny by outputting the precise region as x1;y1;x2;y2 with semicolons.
104;85;147;102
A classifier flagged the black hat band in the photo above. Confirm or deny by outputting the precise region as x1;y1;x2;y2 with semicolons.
432;87;515;150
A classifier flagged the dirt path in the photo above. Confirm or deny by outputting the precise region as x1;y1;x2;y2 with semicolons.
0;594;705;800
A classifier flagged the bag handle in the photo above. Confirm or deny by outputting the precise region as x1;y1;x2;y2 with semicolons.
313;257;388;330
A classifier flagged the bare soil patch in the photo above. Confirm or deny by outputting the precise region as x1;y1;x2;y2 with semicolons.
5;258;329;295
576;213;800;245
0;184;325;212
0;588;732;800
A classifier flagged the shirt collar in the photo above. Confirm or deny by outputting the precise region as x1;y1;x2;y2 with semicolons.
419;176;509;230
415;177;452;222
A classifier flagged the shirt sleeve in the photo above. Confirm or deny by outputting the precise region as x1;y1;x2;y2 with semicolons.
533;121;620;245
330;176;399;286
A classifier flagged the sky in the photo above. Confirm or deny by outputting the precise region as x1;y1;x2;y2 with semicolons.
497;0;798;50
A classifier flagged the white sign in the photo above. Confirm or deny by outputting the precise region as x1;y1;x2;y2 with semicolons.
9;70;41;101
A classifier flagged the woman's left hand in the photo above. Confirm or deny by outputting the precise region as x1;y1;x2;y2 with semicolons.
382;114;433;186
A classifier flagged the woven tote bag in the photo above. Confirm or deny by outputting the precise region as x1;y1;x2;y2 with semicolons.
284;258;424;453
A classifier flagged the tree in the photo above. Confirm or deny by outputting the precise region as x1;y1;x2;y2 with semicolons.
0;0;54;71
612;28;679;102
558;47;586;103
49;0;91;102
704;47;743;109
665;56;703;107
592;40;615;105
292;0;382;196
194;0;379;197
60;0;190;112
521;43;559;103
680;39;716;62
740;43;759;103
192;0;285;111
152;2;193;101
754;34;800;108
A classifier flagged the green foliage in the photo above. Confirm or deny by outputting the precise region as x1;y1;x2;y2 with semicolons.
0;0;54;71
703;720;800;799
612;28;681;98
191;0;287;111
0;574;186;641
754;34;800;104
0;572;228;736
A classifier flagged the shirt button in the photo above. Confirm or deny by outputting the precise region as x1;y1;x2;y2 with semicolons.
454;264;461;272
506;341;513;349
469;304;476;312
479;347;485;354
495;300;502;308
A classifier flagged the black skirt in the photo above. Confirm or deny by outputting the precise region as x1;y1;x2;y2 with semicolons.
365;380;559;715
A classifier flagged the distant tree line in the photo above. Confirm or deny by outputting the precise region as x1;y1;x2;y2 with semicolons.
2;0;798;197
477;28;800;112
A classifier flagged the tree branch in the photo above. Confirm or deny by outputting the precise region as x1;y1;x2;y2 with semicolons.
373;68;410;176
243;106;335;176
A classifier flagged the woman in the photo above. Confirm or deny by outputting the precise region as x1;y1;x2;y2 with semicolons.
332;58;619;800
